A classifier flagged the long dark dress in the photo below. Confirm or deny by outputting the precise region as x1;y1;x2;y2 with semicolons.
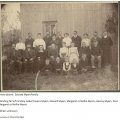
24;49;35;72
35;50;47;71
43;36;52;48
101;36;113;66
56;36;64;50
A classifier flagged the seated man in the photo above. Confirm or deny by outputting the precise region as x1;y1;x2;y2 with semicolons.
79;42;91;72
91;40;102;69
7;43;17;74
63;56;71;75
15;39;26;73
54;57;62;74
47;43;59;64
59;42;69;62
24;44;36;72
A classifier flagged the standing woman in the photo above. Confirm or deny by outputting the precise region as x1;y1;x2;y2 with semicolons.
101;32;113;67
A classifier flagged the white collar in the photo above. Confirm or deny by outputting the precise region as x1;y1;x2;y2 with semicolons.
104;35;107;38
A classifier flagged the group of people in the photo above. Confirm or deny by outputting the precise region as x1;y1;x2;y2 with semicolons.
3;30;113;75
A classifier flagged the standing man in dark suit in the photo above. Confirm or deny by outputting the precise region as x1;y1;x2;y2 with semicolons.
43;32;52;48
91;31;101;48
25;32;34;48
72;31;82;51
56;31;64;50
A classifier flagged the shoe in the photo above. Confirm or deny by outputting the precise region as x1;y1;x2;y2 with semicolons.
92;66;96;69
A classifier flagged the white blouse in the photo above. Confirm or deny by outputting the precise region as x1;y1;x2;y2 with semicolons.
62;37;72;47
81;38;91;48
16;42;25;50
33;38;46;50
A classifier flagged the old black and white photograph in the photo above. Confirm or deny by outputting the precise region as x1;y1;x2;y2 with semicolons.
1;2;119;91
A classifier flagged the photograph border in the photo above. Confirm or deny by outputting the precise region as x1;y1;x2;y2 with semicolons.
0;1;119;92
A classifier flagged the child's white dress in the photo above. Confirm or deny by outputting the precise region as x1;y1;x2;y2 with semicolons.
69;47;79;63
59;47;69;58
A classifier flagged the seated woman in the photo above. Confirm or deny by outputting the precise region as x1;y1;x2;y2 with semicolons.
35;45;47;72
59;42;69;62
69;42;79;63
54;57;62;74
63;56;71;75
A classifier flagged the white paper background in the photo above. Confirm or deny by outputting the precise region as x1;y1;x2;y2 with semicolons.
0;92;120;120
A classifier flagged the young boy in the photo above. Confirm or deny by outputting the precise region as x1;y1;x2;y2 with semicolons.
54;57;62;74
63;56;71;75
71;58;79;74
42;58;52;75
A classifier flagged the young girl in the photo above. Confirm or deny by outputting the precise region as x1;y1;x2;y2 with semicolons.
63;56;71;75
54;57;62;74
59;42;69;62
